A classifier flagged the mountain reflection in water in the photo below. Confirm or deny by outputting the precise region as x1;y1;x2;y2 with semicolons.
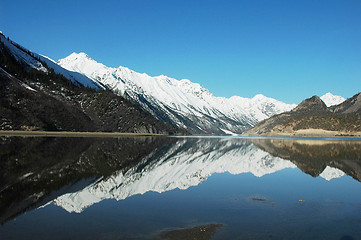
252;138;361;181
1;136;361;239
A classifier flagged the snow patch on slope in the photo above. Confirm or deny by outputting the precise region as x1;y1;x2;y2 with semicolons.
20;82;37;92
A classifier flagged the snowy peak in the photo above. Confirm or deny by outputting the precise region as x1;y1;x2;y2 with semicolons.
321;92;345;107
252;94;267;100
58;52;96;66
58;52;109;76
68;52;92;60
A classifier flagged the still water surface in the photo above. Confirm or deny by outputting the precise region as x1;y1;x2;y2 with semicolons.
1;136;361;239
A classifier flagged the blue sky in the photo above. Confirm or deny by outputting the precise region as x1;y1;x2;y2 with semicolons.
1;0;361;103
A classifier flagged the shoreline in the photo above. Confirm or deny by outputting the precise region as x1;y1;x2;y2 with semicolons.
1;130;361;139
0;130;167;138
242;128;361;139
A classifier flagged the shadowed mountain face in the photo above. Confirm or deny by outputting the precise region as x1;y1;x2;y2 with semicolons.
1;136;361;225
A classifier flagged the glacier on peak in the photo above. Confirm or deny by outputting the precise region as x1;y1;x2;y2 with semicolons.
58;52;296;134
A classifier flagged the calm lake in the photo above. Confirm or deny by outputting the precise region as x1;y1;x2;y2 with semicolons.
1;136;361;240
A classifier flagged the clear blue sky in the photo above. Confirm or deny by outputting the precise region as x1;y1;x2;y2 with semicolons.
1;0;361;104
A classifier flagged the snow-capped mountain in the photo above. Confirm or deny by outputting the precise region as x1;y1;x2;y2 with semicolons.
58;53;296;134
52;138;297;213
320;92;345;107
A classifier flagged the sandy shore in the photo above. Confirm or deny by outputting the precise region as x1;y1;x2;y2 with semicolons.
254;128;361;138
0;130;167;138
294;129;361;137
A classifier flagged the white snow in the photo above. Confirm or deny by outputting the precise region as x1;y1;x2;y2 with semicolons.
58;53;296;133
20;82;37;92
0;34;47;72
38;54;104;89
319;166;345;181
221;128;238;136
320;92;345;107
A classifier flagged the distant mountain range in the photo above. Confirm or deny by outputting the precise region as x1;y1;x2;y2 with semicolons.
244;93;361;136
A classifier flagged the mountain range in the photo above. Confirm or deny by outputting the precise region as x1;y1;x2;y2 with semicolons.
0;32;299;134
1;32;355;135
